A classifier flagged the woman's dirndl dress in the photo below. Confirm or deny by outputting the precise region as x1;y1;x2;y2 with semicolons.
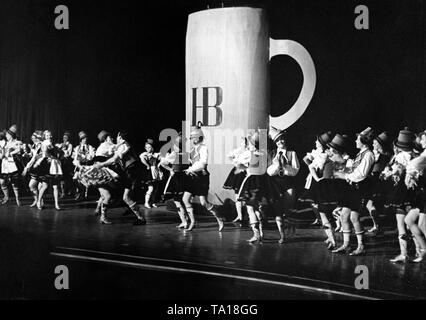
1;140;24;183
140;152;162;186
405;152;426;212
310;158;340;215
30;155;51;183
74;144;119;189
335;150;375;212
237;149;272;206
267;149;299;200
162;151;190;201
381;151;413;211
223;147;248;192
223;167;247;192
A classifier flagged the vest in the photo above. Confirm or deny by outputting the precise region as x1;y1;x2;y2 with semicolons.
120;142;139;170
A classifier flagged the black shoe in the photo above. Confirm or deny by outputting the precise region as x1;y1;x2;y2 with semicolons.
122;208;132;216
133;218;146;226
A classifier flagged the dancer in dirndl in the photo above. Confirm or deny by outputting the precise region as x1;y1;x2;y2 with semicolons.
380;128;416;262
140;139;163;208
267;127;300;244
332;127;375;256
73;131;95;200
0;125;24;206
223;137;248;223
180;124;224;231
160;134;191;228
309;134;349;250
365;131;392;234
77;130;118;224
91;131;146;225
300;131;333;225
404;130;426;263
237;130;270;243
40;131;63;210
22;131;43;207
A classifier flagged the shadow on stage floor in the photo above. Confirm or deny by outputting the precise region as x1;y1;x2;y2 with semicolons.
0;196;425;300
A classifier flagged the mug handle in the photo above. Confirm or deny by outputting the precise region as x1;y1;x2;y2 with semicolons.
269;39;316;130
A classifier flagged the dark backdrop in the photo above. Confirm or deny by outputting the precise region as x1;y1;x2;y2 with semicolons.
0;0;425;159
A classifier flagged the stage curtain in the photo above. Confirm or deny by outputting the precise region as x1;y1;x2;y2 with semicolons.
0;0;66;142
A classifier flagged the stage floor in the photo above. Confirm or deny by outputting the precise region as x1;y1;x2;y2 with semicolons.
0;196;425;300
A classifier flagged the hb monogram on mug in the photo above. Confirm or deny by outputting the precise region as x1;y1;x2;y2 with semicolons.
185;7;316;204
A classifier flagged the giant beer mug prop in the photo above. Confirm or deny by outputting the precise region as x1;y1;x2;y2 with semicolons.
186;7;316;204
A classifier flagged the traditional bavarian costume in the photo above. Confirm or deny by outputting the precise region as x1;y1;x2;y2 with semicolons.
300;132;333;203
73;142;95;168
24;137;44;182
223;144;247;193
310;134;349;250
338;146;375;212
368;132;392;209
237;135;270;207
162;148;191;201
1;126;24;185
266;127;300;201
331;129;375;256
380;129;415;212
140;139;163;187
312;152;347;216
184;141;210;197
115;139;143;190
75;138;118;188
405;149;426;213
31;140;63;185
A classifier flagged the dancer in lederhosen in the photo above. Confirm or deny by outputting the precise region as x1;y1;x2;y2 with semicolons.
181;124;224;231
365;131;392;234
160;134;191;228
267;127;300;244
0;125;24;206
300;131;333;225
91;131;146;225
380;128;416;262
223;137;248;223
140;139;163;208
237;130;270;243
76;130;118;224
404;130;426;263
73;131;95;201
22;131;44;207
56;131;74;198
332;127;375;256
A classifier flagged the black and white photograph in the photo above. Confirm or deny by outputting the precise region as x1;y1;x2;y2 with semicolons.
0;0;425;307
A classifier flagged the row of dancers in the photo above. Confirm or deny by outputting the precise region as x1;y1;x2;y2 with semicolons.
1;124;426;263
